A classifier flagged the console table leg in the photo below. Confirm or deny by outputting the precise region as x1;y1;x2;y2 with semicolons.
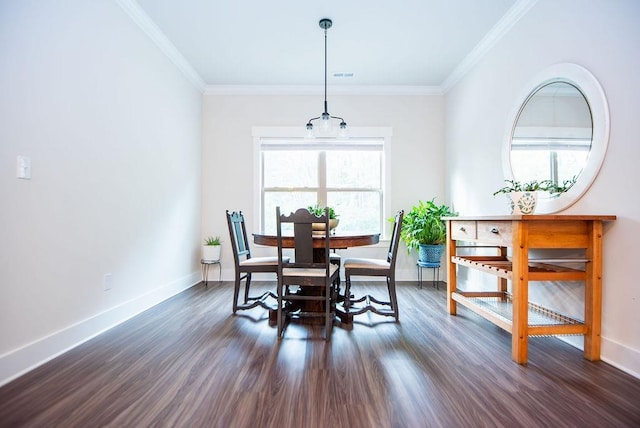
511;221;529;364
446;221;457;315
584;220;603;361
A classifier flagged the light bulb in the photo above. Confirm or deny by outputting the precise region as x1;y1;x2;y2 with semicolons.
305;123;314;139
338;121;348;138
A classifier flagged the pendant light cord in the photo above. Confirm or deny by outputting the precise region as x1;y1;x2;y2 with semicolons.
324;26;328;115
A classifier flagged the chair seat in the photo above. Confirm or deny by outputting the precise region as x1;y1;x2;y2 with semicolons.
239;256;289;267
344;258;390;270
283;264;338;278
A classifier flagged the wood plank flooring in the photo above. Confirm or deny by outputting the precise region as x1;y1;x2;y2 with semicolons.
1;281;639;428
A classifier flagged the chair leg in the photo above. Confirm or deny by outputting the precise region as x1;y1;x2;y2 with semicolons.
277;283;284;339
325;283;333;340
333;277;340;300
232;273;242;314
344;273;352;311
387;276;399;321
243;273;252;303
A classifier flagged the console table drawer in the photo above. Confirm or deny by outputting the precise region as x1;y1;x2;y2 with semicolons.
476;221;512;246
451;221;477;240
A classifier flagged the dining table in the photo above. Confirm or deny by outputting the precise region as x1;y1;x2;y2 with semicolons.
253;232;380;262
252;231;380;324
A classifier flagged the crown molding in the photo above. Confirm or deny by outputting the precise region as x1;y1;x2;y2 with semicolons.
441;0;538;93
115;0;206;92
204;85;443;96
117;0;536;96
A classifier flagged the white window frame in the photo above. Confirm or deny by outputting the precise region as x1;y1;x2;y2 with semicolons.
252;126;392;237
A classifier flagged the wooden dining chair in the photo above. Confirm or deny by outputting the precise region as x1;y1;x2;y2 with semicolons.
276;207;340;340
342;210;404;321
226;210;288;314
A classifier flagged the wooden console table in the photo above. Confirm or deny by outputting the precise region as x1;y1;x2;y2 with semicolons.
443;215;616;364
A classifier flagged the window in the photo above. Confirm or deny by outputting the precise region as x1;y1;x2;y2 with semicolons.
254;128;391;236
510;136;590;185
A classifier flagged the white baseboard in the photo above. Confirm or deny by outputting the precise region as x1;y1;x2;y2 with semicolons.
601;336;640;379
0;272;199;387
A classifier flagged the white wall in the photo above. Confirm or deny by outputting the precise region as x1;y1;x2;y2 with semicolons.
201;92;445;280
0;0;203;385
445;0;640;376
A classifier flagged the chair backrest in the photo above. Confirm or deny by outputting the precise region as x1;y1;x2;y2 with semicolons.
387;210;404;269
276;207;331;274
226;210;251;267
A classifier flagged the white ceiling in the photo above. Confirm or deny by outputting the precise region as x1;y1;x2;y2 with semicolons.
130;0;531;91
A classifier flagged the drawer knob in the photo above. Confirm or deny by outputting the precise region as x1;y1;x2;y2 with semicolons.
459;226;466;232
489;227;499;234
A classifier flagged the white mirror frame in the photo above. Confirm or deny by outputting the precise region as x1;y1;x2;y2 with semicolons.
502;63;610;213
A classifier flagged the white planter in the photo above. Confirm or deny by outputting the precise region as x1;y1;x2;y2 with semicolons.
202;245;221;261
507;191;538;215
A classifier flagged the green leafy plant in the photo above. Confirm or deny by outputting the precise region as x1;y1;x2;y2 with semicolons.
547;176;578;194
493;177;577;196
307;204;338;219
204;236;222;246
399;199;457;250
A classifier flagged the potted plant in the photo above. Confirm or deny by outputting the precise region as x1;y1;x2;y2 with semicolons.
400;199;457;264
493;177;576;214
307;204;339;233
202;236;222;261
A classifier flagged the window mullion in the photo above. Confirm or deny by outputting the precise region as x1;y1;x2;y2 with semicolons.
318;151;327;205
550;151;559;184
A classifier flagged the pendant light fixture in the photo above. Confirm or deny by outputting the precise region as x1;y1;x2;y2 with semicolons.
306;18;347;138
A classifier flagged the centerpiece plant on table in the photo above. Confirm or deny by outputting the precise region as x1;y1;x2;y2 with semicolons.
307;204;339;232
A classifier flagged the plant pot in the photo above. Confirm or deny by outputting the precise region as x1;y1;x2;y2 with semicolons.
312;219;339;234
507;191;538;215
418;244;444;264
202;245;221;261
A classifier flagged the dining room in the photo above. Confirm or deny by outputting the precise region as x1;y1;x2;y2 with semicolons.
2;0;640;426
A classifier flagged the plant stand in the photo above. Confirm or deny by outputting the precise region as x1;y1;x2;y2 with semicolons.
200;259;221;286
417;261;440;289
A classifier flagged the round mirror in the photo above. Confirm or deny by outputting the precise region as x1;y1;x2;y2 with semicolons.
503;63;609;213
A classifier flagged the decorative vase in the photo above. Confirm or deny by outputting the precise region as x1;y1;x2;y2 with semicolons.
507;191;538;215
418;244;444;264
202;245;221;261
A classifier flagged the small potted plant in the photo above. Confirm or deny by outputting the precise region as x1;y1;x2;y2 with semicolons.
493;177;576;214
400;199;457;264
307;204;339;233
202;236;222;261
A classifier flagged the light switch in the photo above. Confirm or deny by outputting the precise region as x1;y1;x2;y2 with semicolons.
17;156;31;179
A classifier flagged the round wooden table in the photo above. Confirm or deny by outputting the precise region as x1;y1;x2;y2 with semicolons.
253;232;380;255
253;233;380;263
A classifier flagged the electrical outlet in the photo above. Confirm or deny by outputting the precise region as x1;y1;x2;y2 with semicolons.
103;273;113;291
17;155;31;179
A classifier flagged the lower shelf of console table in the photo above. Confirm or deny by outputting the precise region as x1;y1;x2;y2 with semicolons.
451;290;585;336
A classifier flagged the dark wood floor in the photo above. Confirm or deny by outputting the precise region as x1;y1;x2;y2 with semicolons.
1;281;639;428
